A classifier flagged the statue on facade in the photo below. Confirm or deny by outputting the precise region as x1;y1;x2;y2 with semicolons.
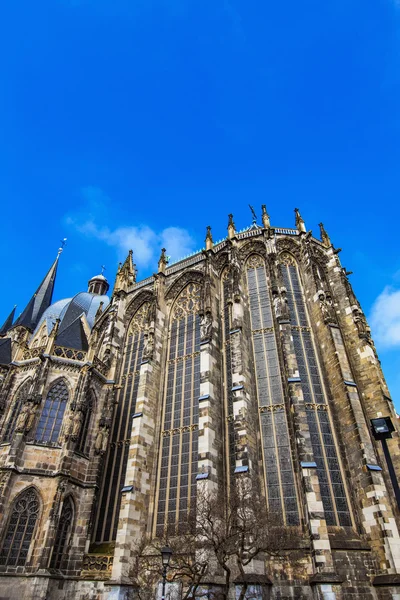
69;409;84;441
319;293;336;324
200;312;212;342
15;401;36;434
273;290;289;321
95;425;110;455
143;331;155;360
353;308;370;339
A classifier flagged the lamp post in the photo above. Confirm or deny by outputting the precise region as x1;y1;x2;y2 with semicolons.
371;417;400;510
160;545;173;600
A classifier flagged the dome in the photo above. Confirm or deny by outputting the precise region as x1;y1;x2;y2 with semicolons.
32;292;110;350
88;273;109;295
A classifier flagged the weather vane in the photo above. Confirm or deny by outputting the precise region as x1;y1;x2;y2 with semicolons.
249;205;257;224
57;238;67;256
101;265;106;275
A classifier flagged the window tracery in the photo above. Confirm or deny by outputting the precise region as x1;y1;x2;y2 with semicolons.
34;380;69;444
172;283;201;320
156;284;201;534
0;488;40;567
94;303;149;542
246;257;299;525
279;260;352;527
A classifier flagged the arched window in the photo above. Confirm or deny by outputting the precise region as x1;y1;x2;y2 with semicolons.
94;303;149;543
49;496;74;570
76;392;95;455
34;380;69;444
3;379;31;442
245;255;300;525
0;488;40;567
156;283;201;535
279;253;352;527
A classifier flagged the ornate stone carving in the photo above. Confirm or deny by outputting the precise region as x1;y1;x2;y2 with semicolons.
94;425;109;455
173;282;201;319
129;302;150;335
319;293;337;324
278;252;297;266
246;254;264;269
143;330;155;360
239;241;266;264
15;401;37;434
165;270;204;302
272;290;289;321
200;312;212;342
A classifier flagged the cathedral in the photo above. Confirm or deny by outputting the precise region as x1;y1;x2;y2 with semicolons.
0;207;399;600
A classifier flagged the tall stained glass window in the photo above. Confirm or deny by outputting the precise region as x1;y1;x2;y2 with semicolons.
279;254;351;527
2;379;32;442
0;488;40;567
222;272;236;480
94;303;149;542
246;255;299;525
34;379;69;444
156;283;201;535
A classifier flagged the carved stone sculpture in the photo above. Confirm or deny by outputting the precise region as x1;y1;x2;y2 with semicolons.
200;312;212;342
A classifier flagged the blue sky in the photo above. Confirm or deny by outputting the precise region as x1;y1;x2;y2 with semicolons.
1;0;400;406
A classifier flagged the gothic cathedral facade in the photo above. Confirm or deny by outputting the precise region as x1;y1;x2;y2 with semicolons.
0;208;399;600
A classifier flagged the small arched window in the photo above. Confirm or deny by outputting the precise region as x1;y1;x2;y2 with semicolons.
34;380;69;444
3;379;31;442
76;393;95;455
49;496;74;570
0;487;40;567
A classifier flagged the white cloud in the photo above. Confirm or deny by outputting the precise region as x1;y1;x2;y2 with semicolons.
369;286;400;349
66;187;197;268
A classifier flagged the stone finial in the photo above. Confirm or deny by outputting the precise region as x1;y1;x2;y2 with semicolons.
95;301;104;321
158;248;168;274
294;208;306;233
319;222;331;248
205;226;214;251
113;249;136;294
228;214;236;239
261;204;270;229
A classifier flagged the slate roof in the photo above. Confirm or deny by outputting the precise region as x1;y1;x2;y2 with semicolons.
0;306;16;336
14;256;59;331
32;292;109;351
0;338;11;365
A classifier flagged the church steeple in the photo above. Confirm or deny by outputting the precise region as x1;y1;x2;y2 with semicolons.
0;306;16;337
14;249;61;331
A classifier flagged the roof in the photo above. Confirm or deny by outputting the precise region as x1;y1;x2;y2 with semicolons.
0;338;12;365
14;256;59;331
32;292;110;351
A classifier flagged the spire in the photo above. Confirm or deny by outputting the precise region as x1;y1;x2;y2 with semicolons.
205;226;214;251
319;222;331;248
0;306;16;336
261;204;270;229
227;214;236;239
14;254;59;331
158;248;168;274
294;208;306;233
113;250;136;294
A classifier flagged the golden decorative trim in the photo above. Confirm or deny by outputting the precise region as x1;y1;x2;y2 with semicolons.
304;403;328;411
162;424;198;436
167;351;200;365
259;404;285;412
291;325;311;332
252;327;274;334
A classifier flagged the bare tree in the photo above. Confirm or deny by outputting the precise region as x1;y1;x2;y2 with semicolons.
129;478;299;600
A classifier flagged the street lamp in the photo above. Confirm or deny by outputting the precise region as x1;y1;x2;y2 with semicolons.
371;417;400;510
160;545;173;600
